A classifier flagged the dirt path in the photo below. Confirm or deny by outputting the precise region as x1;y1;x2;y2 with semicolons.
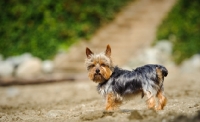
54;0;176;73
1;0;200;122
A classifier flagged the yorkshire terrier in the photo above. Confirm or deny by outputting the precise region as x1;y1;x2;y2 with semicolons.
85;45;168;111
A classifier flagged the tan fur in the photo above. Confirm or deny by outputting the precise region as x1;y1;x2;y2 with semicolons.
102;67;112;80
146;92;156;109
85;45;113;83
105;93;122;111
156;67;163;85
86;47;93;58
155;67;167;110
105;45;111;57
156;91;167;110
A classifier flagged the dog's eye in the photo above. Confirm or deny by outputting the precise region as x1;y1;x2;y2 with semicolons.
101;63;106;67
89;64;95;68
87;64;95;70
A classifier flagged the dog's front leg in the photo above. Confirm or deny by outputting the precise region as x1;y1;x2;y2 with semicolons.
105;93;122;111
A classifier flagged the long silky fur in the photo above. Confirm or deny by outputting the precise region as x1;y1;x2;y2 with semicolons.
97;64;168;99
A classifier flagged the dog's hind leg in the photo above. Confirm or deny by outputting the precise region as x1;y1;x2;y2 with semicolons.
146;91;156;109
156;90;167;110
156;67;167;110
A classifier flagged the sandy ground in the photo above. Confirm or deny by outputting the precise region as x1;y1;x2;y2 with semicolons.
0;66;200;122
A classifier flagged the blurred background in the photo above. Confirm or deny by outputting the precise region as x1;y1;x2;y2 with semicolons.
0;0;132;83
0;0;199;82
0;0;200;121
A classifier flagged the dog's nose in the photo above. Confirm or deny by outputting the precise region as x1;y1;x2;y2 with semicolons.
96;69;100;73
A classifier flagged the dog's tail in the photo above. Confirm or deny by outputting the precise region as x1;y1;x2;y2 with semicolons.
157;65;168;77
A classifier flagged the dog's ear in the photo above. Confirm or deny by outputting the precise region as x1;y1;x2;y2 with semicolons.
105;45;111;57
86;47;93;58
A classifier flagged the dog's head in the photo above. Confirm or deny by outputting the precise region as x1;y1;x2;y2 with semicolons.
85;45;114;83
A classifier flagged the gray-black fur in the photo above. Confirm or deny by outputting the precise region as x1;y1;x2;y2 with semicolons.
97;64;168;99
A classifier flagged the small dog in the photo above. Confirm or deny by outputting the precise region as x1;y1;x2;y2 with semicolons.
85;45;168;111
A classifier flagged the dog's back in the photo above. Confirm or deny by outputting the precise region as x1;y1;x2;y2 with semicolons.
99;65;168;97
135;64;168;90
135;64;168;77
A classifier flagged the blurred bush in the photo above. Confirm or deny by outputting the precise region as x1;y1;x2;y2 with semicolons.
156;0;200;64
0;0;130;59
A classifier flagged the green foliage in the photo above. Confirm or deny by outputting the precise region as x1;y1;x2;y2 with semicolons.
0;0;130;59
156;0;200;64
